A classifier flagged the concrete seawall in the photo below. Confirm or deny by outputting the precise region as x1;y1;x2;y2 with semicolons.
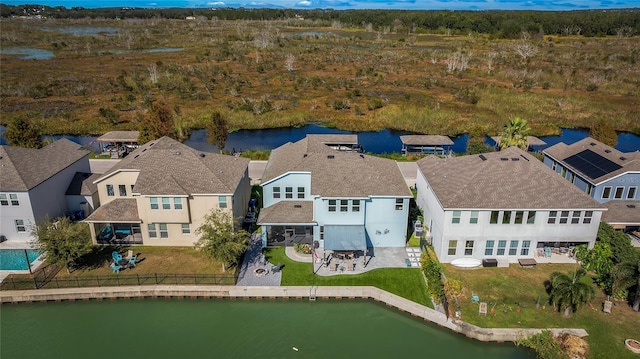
0;285;587;342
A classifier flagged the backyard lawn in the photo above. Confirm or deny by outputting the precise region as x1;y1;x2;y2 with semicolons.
443;263;639;359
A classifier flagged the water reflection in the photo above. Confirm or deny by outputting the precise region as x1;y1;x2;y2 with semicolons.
0;47;54;60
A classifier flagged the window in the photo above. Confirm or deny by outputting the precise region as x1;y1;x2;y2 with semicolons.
219;196;227;209
285;187;293;199
297;187;305;199
571;211;581;224
452;211;461;224
509;240;518;255
328;200;336;212
552;161;557;171
614;187;624;199
320;226;324;240
490;211;499;224
15;219;26;232
561;167;566;178
131;185;135;193
527;211;536;224
602;187;612;199
548;211;557;224
448;240;457;256
583;211;593;224
521;241;531;256
559;211;569;224
586;183;593;195
148;224;157;238
514;211;524;224
273;187;281;199
464;241;474;255
174;198;183;210
502;211;511;224
340;200;349;212
181;224;190;234
569;173;575;183
352;200;360;212
469;211;479;224
485;240;494;256
150;197;159;210
118;185;127;196
497;240;506;255
395;198;404;211
10;194;19;206
106;184;114;197
162;197;170;210
628;187;637;199
0;194;7;206
159;223;168;238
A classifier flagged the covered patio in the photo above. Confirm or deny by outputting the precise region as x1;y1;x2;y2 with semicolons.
97;131;140;158
258;201;315;247
400;135;454;156
84;198;142;245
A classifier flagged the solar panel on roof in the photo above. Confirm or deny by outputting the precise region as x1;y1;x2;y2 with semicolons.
563;149;622;180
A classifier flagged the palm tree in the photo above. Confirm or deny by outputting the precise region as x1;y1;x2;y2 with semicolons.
499;117;531;150
548;268;596;317
612;256;640;312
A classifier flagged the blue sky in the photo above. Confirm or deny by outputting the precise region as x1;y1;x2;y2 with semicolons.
2;0;639;10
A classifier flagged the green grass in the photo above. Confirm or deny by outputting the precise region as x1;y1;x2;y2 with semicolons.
263;247;431;308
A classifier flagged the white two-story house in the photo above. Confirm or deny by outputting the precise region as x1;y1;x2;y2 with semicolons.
1;139;91;243
543;137;639;231
416;147;605;264
258;135;412;252
84;136;251;246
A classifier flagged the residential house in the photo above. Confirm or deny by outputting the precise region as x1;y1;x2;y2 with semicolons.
84;136;251;246
258;135;412;252
543;137;639;231
1;139;91;243
415;147;605;264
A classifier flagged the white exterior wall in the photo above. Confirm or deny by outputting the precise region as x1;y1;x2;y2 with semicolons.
262;172;311;208
416;171;446;258
364;197;409;247
0;191;34;243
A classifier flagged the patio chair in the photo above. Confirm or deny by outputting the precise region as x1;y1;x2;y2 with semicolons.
110;262;122;273
479;302;488;316
329;262;337;272
347;260;354;271
471;292;480;303
112;251;123;263
128;255;137;267
126;250;134;260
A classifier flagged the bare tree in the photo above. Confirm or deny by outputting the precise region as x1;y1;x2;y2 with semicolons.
332;20;342;29
148;64;159;84
365;23;373;32
445;50;471;73
486;52;497;74
513;31;538;61
430;50;439;65
285;54;296;72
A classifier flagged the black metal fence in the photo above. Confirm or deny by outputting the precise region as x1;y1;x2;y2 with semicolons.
1;272;240;291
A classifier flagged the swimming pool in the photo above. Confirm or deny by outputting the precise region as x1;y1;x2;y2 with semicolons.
0;249;41;270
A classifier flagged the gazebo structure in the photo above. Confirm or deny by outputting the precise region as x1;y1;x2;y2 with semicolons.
310;134;363;152
97;131;140;158
490;135;547;152
400;135;454;156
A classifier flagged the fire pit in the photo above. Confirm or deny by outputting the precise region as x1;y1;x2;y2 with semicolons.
625;339;640;354
254;268;267;277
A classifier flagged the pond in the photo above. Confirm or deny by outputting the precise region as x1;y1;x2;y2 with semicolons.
0;299;533;359
38;26;120;37
0;47;54;60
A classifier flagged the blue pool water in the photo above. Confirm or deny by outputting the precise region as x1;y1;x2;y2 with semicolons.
0;249;41;270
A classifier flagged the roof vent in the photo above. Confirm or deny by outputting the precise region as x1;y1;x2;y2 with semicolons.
294;204;302;208
360;154;364;159
620;156;626;161
303;154;307;158
520;154;530;161
149;142;155;146
327;155;335;159
479;155;487;161
134;155;139;158
172;151;181;156
627;204;636;209
142;149;147;152
511;158;520;161
500;158;508;161
590;142;596;146
199;153;205;158
605;149;611;153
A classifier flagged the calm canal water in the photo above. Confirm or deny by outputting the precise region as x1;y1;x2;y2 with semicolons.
1;299;532;359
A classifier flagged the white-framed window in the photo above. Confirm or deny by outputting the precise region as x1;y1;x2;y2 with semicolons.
527;211;536;224
174;197;183;210
181;224;190;234
10;194;19;206
118;185;127;196
586;183;593;195
521;241;531;255
328;200;336;212
0;194;8;206
583;211;593;224
559;211;569;224
219;196;227;209
395;198;404;211
464;241;474;255
502;211;511;224
448;240;457;256
352;200;360;212
602;186;612;199
273;187;281;199
497;240;507;255
509;240;518;255
490;211;499;224
285;187;293;199
15;219;26;232
452;210;461;224
548;211;557;224
340;200;349;212
150;197;159;210
552;161;557;171
514;211;524;224
485;240;494;256
106;184;114;197
159;223;168;238
162;197;170;210
297;187;305;199
628;187;638;199
571;211;581;224
470;211;479;224
614;187;624;199
148;224;157;238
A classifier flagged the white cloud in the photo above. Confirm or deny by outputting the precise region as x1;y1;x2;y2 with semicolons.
296;0;313;5
207;1;226;5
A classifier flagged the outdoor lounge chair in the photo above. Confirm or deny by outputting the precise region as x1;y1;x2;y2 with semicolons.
479;302;488;316
128;255;137;267
110;263;122;273
603;300;613;314
471;292;480;303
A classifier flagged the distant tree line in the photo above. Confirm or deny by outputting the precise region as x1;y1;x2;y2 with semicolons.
2;4;639;38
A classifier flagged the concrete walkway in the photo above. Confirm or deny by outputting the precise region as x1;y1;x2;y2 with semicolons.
236;233;282;286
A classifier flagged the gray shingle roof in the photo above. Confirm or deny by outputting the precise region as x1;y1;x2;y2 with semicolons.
1;139;89;191
543;137;640;184
262;136;411;198
97;131;140;142
84;198;140;222
257;201;315;225
400;135;454;146
490;136;547;147
417;147;604;210
97;137;249;196
66;172;100;196
307;134;358;145
602;201;640;225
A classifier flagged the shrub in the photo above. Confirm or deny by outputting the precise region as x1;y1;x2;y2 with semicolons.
421;249;445;303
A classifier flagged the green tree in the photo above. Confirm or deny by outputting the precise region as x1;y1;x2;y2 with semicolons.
195;209;250;272
31;216;92;273
574;242;614;291
499;117;530;150
206;111;229;153
612;254;640;312
548;268;596;317
590;119;617;147
138;100;175;144
4;118;42;148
